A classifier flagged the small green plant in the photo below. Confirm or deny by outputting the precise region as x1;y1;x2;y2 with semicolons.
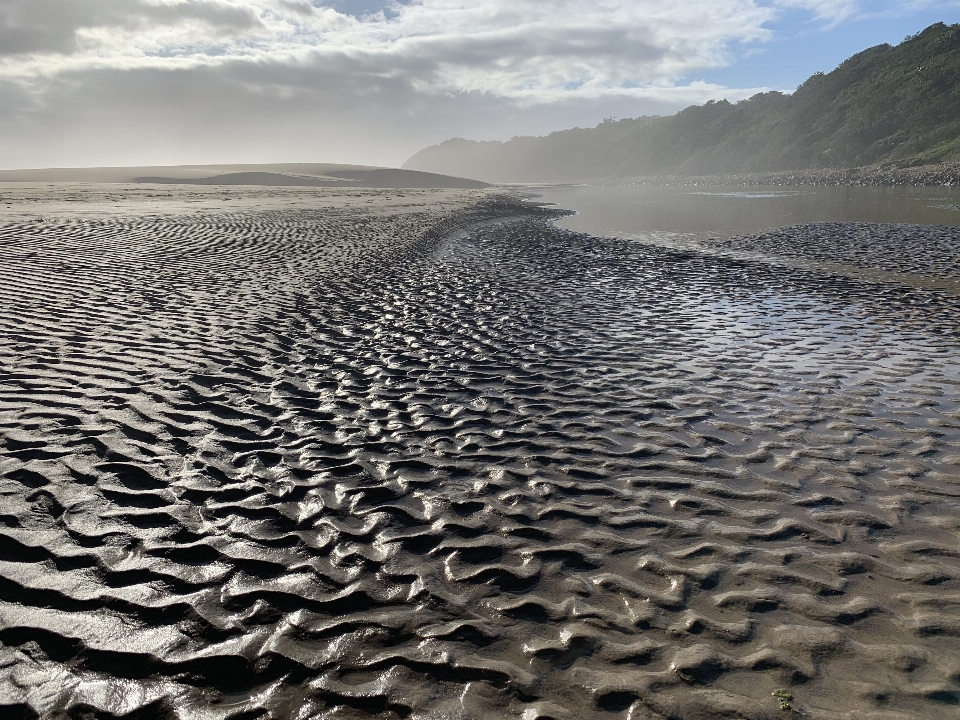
772;689;793;712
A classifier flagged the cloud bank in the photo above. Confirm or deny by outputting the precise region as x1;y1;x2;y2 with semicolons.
0;0;949;168
1;0;779;99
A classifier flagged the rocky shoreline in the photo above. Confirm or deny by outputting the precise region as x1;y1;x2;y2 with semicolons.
614;160;960;187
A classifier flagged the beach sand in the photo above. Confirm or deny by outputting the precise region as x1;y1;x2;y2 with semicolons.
1;185;959;719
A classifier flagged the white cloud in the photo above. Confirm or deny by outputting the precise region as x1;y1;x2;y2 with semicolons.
1;0;781;100
855;0;960;21
772;0;861;25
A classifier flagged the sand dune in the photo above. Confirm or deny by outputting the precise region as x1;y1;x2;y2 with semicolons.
0;164;489;189
1;186;959;719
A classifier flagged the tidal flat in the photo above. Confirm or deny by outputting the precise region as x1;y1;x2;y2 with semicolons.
1;185;959;719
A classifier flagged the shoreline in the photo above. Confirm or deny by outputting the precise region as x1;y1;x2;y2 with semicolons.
599;159;960;187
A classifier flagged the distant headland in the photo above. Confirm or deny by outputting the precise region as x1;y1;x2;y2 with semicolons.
0;164;489;190
404;22;960;186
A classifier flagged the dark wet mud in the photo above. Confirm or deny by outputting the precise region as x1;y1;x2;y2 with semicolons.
1;195;959;719
715;222;960;282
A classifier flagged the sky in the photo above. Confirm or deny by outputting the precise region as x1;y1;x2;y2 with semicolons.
1;0;959;170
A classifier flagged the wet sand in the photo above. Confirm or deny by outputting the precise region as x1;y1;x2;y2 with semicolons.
1;186;959;719
614;159;960;187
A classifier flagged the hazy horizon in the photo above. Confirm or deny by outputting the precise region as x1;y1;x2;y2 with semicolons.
2;1;960;171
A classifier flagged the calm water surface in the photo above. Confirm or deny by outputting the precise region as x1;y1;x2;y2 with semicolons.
530;184;960;242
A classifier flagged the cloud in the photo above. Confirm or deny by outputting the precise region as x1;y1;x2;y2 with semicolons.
771;0;861;25
0;0;261;57
0;0;780;100
0;0;922;169
855;0;960;21
5;1;899;101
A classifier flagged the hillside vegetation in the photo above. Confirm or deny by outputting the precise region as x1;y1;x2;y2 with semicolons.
404;22;960;183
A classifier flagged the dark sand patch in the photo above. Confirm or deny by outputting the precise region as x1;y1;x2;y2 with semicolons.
715;222;960;281
0;190;959;719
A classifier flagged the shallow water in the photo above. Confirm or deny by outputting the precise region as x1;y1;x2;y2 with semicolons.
1;193;959;719
531;185;960;244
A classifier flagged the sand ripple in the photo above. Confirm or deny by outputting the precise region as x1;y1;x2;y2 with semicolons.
1;197;959;719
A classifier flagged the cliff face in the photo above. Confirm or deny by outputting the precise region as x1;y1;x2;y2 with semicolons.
404;22;960;183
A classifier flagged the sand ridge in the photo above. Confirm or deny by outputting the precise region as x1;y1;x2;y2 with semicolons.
0;187;959;718
0;184;494;222
713;222;960;294
0;164;489;189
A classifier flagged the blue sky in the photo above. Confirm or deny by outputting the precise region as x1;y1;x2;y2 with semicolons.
320;0;406;16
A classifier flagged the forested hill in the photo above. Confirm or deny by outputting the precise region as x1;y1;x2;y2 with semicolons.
403;22;960;183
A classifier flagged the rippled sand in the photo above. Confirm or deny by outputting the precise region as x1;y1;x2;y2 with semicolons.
1;187;959;720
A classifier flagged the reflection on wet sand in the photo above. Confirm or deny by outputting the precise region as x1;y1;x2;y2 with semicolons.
713;222;960;296
0;188;959;719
